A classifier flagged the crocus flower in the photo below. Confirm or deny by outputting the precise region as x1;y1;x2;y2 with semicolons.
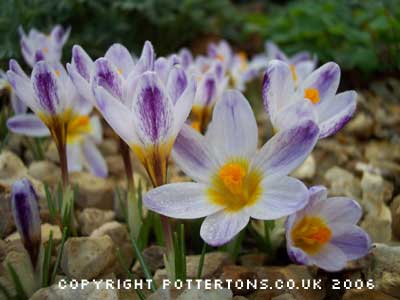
0;70;26;114
11;178;41;268
7;60;107;177
266;41;317;85
143;90;319;246
263;60;357;138
93;41;196;186
286;185;371;272
19;25;70;68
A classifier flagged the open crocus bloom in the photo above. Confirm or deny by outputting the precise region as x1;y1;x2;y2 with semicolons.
93;52;196;185
144;90;319;246
0;70;26;114
266;41;317;85
263;60;357;138
19;25;70;68
7;60;107;177
286;186;371;272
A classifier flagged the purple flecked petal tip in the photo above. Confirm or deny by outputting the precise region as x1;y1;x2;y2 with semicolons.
11;178;41;268
166;66;188;104
72;45;93;82
105;43;135;76
94;58;123;99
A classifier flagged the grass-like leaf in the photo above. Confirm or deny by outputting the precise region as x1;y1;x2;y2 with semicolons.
6;263;27;300
196;243;207;279
50;227;68;284
41;230;53;287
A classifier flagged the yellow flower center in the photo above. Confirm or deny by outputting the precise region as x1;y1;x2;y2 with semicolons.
291;216;332;254
42;47;49;54
290;64;298;82
304;88;320;104
208;160;263;212
67;115;92;144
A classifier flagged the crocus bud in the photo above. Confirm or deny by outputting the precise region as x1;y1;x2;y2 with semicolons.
11;178;41;269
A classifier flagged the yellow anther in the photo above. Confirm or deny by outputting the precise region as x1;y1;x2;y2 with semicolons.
304;88;320;104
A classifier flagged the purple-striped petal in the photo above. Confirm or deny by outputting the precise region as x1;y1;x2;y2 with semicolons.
7;70;39;113
10;94;27;115
82;139;108;178
67;62;94;104
273;100;317;132
94;85;138;145
172;125;219;183
7;114;49;137
249;176;308;220
134;41;155;75
11;178;41;268
94;58;123;99
251;120;319;178
67;143;83;173
330;224;371;260
31;61;63;115
154;57;170;83
206;90;258;162
262;60;295;123
179;48;193;69
71;45;93;82
265;41;288;61
319;198;362;225
200;210;249;247
290;51;312;64
132;72;174;145
105;43;135;77
166;66;188;104
295;61;316;82
50;25;70;46
196;73;217;107
317;91;357;138
287;246;310;265
173;77;196;136
299;62;340;103
144;182;221;219
9;60;28;79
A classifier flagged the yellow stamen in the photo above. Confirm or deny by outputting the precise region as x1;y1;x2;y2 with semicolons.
191;121;201;132
304;88;320;104
216;54;225;62
238;51;248;71
43;47;49;54
54;70;61;77
291;216;332;254
117;68;123;75
67;115;92;143
290;64;297;82
208;159;262;212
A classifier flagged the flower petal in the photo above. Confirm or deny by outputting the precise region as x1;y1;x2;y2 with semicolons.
94;85;139;145
166;66;188;104
295;61;316;82
317;91;357;138
330;224;371;260
179;48;193;69
172;77;196;136
195;73;217;107
10;93;27;115
200;210;249;247
93;58;123;99
89;115;103;144
265;41;288;61
299;62;340;103
132;71;174;145
249;176;308;220
31;61;63;115
105;43;135;77
67;62;94;105
50;25;70;46
7;114;49;137
252;120;319;178
144;182;220;219
134;41;155;75
207;90;258;161
172;125;219;183
287;246;310;265
310;243;347;272
319;198;362;225
273;100;317;132
67;143;83;173
82;139;108;178
9;59;29;79
71;45;93;82
262;60;295;124
7;70;40;114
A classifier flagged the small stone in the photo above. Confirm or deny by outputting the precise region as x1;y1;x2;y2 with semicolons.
361;204;392;243
132;245;166;277
291;154;316;180
78;208;115;236
98;138;119;156
361;172;393;208
365;142;400;163
345;113;374;138
30;281;119;300
343;289;397;300
220;265;258;295
177;285;233;300
391;195;400;240
0;150;27;186
70;172;114;209
28;160;59;185
272;294;295;300
239;254;268;267
186;252;232;279
6;223;62;245
324;167;361;200
153;268;168;288
0;186;13;237
61;235;116;279
233;296;249;300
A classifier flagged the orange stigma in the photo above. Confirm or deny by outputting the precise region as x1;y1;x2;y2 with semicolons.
304;88;320;104
219;163;247;195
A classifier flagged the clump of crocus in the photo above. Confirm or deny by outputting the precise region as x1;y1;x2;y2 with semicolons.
265;41;317;85
19;25;70;68
0;70;26;115
263;60;357;138
11;178;42;269
286;186;371;271
7;59;91;186
144;90;319;246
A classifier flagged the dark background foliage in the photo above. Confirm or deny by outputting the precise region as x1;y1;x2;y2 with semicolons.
0;0;399;76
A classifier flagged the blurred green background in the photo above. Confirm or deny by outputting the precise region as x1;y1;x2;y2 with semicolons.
0;0;399;78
